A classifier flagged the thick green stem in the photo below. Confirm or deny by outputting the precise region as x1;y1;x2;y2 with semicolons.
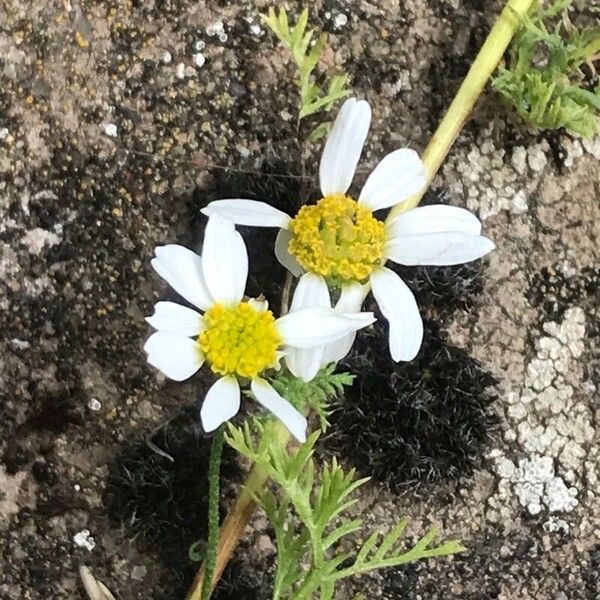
387;0;536;219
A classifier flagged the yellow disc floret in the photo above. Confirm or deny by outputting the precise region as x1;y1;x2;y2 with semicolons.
288;194;385;284
199;302;282;379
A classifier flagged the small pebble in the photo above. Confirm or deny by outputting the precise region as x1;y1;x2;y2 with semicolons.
103;123;117;137
73;529;95;551
176;63;185;79
249;23;262;36
0;127;9;140
131;565;147;581
206;21;224;37
88;397;102;411
333;13;348;29
162;51;172;64
218;33;228;43
194;40;205;51
193;53;206;68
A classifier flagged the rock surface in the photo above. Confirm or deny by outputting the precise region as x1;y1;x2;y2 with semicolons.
0;1;598;599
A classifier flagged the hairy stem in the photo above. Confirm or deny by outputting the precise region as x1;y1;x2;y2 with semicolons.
201;427;225;600
186;427;225;600
186;425;291;599
387;0;535;219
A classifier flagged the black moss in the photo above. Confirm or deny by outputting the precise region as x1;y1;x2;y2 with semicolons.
104;407;241;597
104;408;236;564
394;261;486;322
213;558;273;600
324;318;499;490
527;264;599;326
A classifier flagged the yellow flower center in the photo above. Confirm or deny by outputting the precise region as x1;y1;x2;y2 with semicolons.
199;302;282;379
288;194;385;285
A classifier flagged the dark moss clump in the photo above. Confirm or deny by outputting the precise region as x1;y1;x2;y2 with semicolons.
324;318;498;490
104;407;241;597
214;558;273;600
394;261;486;322
527;264;599;325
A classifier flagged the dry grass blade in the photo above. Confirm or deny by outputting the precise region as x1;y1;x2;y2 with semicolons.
80;566;118;600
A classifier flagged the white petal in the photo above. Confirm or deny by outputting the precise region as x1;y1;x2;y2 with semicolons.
385;232;495;266
321;282;370;364
290;273;330;312
248;297;269;312
146;302;204;337
143;331;204;381
321;332;356;365
277;306;375;349
370;267;423;362
200;376;241;432
335;281;370;313
358;149;427;211
201;214;248;305
285;345;325;383
386;204;482;239
319;98;371;196
251;378;307;443
201;199;291;228
275;228;303;278
152;245;212;310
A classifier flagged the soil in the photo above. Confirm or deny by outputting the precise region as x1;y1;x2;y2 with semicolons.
0;1;598;599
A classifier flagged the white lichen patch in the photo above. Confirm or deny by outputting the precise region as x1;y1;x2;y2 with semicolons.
443;125;597;220
20;227;62;255
488;307;593;520
444;126;530;219
516;308;591;460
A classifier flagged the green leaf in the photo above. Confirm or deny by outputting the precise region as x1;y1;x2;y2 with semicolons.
308;121;332;142
373;518;409;560
492;0;600;136
269;365;354;432
355;531;380;565
262;7;351;122
227;374;463;599
323;519;363;550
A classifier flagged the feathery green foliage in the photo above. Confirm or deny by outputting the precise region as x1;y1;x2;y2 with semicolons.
269;364;354;431
262;7;351;133
492;0;600;136
226;422;465;600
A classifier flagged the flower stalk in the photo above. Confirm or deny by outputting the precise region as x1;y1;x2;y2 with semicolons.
388;0;536;219
198;426;225;600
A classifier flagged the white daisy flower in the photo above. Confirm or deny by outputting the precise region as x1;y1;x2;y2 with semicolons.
144;214;375;442
201;98;495;361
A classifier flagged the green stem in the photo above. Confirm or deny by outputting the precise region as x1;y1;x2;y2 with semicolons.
200;426;225;600
387;0;536;219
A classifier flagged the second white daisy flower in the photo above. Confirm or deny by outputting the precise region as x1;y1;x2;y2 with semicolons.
144;214;375;442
